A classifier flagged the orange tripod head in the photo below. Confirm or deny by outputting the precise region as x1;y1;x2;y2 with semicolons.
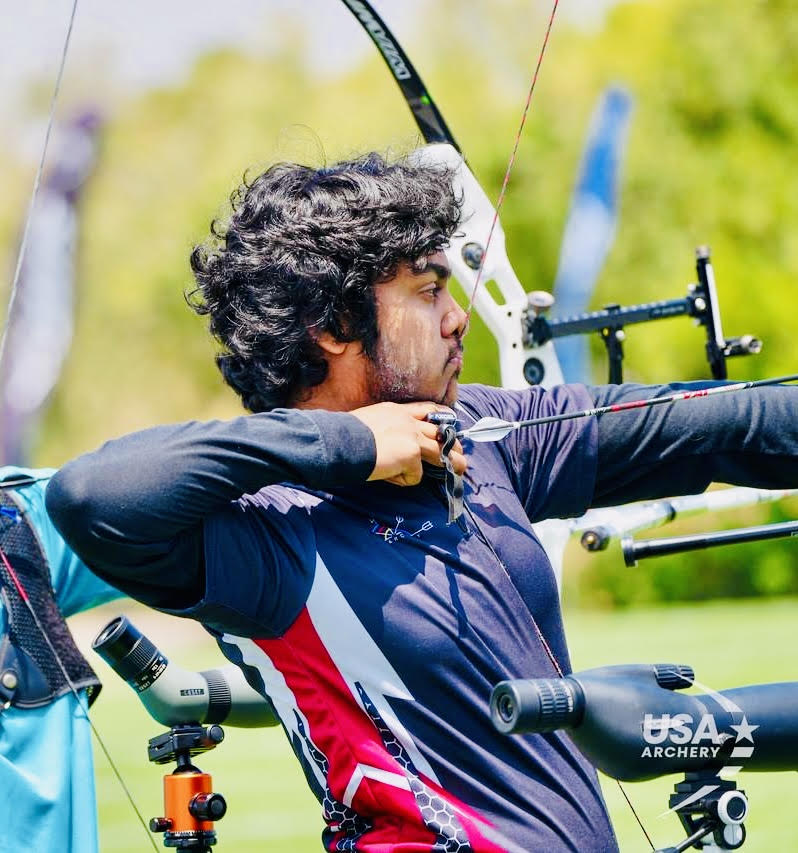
148;724;227;850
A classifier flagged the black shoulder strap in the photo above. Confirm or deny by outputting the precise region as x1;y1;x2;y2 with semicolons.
0;489;101;710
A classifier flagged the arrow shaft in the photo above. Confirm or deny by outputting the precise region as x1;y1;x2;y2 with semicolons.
459;374;798;440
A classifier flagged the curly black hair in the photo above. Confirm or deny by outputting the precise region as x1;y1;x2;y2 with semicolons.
188;152;462;412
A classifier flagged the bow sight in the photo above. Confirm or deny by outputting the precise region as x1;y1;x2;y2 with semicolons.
524;246;761;385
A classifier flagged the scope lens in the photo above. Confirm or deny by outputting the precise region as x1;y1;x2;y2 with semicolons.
92;616;138;659
495;693;515;724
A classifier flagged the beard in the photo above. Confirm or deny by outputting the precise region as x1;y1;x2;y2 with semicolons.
364;337;460;406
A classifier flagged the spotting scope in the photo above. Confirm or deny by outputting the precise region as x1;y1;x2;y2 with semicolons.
93;615;276;727
491;663;798;781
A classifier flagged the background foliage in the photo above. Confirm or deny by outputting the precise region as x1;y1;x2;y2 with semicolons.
3;5;798;587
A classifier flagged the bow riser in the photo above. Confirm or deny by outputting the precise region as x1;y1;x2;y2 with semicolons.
409;143;565;390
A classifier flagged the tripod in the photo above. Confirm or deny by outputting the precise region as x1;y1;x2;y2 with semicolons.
148;724;228;850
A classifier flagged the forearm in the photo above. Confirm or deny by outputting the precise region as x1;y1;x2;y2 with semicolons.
590;382;798;507
46;409;375;604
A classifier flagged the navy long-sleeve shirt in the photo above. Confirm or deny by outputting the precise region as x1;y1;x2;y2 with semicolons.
46;381;798;852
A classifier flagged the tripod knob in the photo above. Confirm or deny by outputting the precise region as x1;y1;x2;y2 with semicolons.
716;824;745;849
189;792;227;822
716;790;748;825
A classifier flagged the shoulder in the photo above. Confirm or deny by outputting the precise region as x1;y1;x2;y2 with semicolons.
206;484;319;558
0;466;54;481
236;483;323;515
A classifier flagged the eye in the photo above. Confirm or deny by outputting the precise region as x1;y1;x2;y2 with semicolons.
421;284;442;300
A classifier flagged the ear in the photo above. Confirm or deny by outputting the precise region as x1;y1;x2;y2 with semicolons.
316;331;348;355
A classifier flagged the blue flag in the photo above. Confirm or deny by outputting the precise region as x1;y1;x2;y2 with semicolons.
552;86;633;382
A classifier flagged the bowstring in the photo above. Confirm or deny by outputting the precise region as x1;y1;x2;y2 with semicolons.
0;0;77;370
1;4;157;847
462;2;655;846
465;0;560;319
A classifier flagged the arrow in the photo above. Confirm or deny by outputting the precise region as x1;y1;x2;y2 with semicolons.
458;374;798;442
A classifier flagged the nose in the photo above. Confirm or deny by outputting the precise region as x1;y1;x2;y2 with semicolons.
441;294;469;340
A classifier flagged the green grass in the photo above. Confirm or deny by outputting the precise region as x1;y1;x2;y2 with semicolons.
70;597;798;852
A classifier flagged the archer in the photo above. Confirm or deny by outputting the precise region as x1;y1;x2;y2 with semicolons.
46;151;798;852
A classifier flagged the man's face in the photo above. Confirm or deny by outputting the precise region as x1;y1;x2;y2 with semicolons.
365;252;468;407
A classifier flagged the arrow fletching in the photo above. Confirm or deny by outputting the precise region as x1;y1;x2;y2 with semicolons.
459;417;516;442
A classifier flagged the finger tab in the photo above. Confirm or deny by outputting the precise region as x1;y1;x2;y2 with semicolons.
425;413;464;523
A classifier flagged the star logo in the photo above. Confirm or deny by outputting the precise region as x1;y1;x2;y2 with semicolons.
729;716;759;743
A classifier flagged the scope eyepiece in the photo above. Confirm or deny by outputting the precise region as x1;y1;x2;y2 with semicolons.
93;616;277;728
490;677;584;734
92;615;167;692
